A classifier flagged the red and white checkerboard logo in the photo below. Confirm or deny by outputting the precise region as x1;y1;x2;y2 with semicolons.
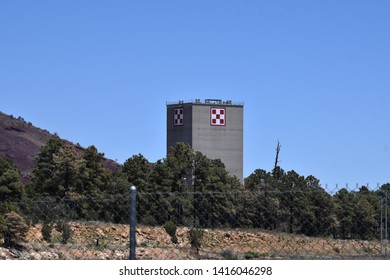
210;108;226;126
174;108;184;126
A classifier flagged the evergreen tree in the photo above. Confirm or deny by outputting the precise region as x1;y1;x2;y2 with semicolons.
162;143;194;225
277;170;308;234
352;186;379;240
144;159;173;225
123;154;154;224
333;188;355;239
194;157;240;228
0;157;24;202
378;183;390;196
244;169;279;230
52;145;84;196
123;154;152;192
81;145;111;194
31;138;65;196
101;170;132;223
0;157;25;241
303;176;334;236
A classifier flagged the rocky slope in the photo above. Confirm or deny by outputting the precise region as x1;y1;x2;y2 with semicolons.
0;111;119;183
0;222;384;260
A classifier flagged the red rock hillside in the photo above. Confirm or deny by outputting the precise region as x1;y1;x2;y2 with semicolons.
0;111;120;183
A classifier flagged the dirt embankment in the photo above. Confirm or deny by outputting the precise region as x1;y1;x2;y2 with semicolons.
0;222;385;260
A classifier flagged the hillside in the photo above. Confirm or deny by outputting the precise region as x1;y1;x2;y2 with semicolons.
0;111;120;183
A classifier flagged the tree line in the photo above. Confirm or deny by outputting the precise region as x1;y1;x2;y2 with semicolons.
1;137;389;244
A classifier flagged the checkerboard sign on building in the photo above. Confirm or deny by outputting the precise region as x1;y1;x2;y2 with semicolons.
210;108;226;126
174;108;184;126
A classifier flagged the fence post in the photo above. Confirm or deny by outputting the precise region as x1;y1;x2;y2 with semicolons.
129;186;137;260
380;198;383;256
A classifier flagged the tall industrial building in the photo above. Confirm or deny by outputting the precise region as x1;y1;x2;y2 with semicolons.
167;99;244;182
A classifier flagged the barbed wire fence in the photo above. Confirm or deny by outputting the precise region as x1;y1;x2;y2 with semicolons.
0;185;389;260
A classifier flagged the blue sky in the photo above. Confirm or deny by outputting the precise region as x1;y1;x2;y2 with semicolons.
1;0;389;188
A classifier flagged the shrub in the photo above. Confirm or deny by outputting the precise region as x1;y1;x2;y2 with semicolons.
188;228;204;254
221;247;238;260
0;215;7;242
244;251;264;259
171;235;178;244
141;214;157;226
4;211;29;248
163;220;178;244
56;222;72;244
0;202;20;216
41;222;53;242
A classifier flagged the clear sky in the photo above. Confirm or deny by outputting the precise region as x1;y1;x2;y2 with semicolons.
1;0;389;188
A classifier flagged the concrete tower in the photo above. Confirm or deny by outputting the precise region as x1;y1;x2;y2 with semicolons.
167;99;244;182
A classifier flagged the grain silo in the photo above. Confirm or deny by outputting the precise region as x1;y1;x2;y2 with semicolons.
167;99;244;182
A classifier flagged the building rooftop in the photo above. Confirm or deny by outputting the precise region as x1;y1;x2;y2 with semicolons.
167;99;244;106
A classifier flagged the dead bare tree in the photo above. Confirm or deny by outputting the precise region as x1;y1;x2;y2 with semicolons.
274;140;281;169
